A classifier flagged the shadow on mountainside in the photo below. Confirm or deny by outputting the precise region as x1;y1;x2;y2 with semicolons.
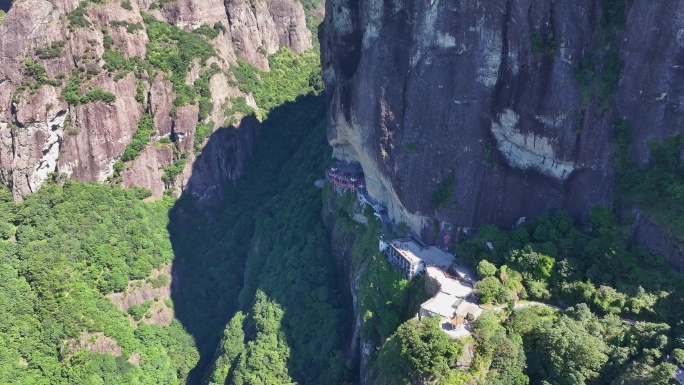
168;94;355;384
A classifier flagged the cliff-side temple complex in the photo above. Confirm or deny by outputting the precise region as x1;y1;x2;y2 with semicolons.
325;161;483;338
380;237;425;278
420;266;481;338
379;236;482;337
326;161;388;221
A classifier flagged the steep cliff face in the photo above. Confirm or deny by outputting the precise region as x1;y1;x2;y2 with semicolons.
0;0;311;199
322;0;684;247
321;190;370;384
183;115;260;204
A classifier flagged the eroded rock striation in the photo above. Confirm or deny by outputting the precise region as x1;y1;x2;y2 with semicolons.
322;0;684;257
0;0;311;199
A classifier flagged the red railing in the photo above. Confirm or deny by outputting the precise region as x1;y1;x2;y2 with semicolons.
328;170;361;190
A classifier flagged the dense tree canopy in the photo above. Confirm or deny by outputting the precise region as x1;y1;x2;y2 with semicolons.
0;181;199;384
525;305;608;385
474;312;529;385
374;317;464;385
458;208;684;322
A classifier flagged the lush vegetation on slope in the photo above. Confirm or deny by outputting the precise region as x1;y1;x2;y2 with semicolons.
373;317;465;385
361;209;683;384
514;304;676;385
233;47;323;111
143;12;215;111
169;94;355;384
371;290;664;385
1;7;342;384
323;189;429;346
380;207;683;384
615;119;684;238
144;10;351;381
458;208;684;322
380;311;529;385
120;114;154;162
1;88;348;385
327;205;531;385
1;81;341;385
0;182;200;384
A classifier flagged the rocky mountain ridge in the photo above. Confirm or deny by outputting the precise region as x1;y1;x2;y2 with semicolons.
0;0;311;199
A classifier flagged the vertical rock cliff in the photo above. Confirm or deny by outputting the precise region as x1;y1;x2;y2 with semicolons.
322;0;684;257
0;0;311;200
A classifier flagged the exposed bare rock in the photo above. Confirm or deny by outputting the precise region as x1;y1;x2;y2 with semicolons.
224;0;279;70
15;85;65;123
266;0;311;54
178;151;194;191
631;208;684;272
320;2;629;228
173;104;199;154
145;300;174;326
48;0;80;13
108;264;174;326
0;0;61;113
0;109;66;195
323;0;684;264
149;74;174;136
58;73;143;183
122;144;174;197
208;71;243;125
0;124;14;187
66;332;122;357
325;0;607;234
184;115;260;205
616;1;684;166
225;0;311;70
0;0;313;199
88;2;148;59
185;58;202;85
155;0;311;69
159;0;229;30
128;352;141;366
135;0;155;10
245;93;258;110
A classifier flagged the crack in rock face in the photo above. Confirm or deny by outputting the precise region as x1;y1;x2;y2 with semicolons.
491;109;575;180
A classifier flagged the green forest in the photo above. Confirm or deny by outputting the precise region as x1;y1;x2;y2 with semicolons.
0;96;353;384
0;182;199;384
0;3;354;383
455;209;684;384
169;94;356;384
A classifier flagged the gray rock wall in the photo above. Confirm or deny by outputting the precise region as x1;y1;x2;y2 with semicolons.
322;0;684;256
